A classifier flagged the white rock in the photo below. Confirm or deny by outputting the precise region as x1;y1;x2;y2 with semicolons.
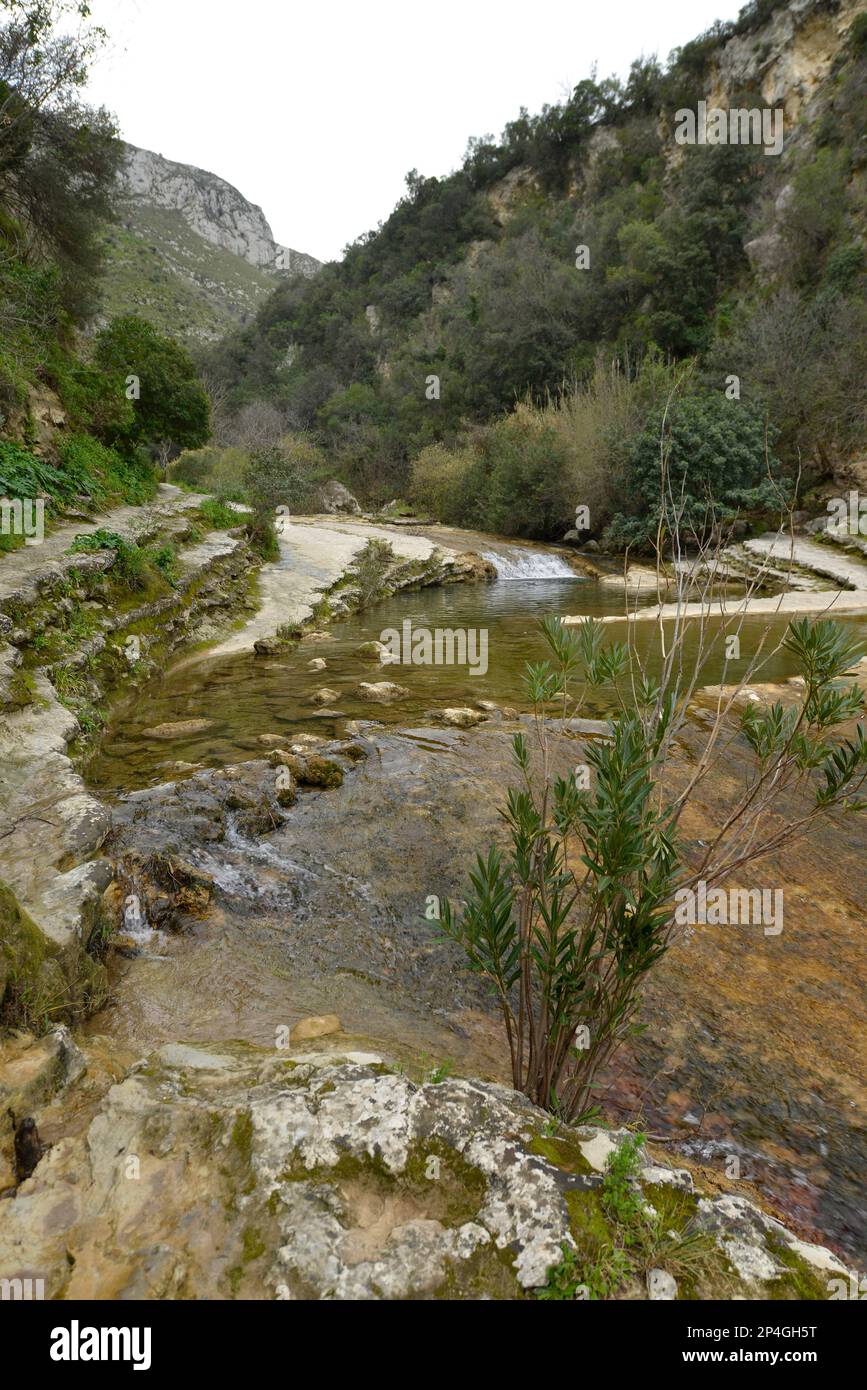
647;1268;678;1300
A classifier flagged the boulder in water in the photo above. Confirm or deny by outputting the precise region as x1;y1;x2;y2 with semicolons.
302;756;344;789
435;708;490;729
356;681;409;704
142;719;214;740
356;640;393;663
270;750;344;789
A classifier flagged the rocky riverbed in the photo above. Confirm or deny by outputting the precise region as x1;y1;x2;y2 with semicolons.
2;509;866;1299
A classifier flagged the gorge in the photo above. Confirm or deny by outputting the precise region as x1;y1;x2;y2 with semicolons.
1;0;866;1314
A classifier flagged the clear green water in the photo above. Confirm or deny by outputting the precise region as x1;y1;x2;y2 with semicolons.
88;572;867;791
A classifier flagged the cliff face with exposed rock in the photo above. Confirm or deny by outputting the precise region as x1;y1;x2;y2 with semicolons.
96;144;321;342
119;144;319;274
708;0;863;120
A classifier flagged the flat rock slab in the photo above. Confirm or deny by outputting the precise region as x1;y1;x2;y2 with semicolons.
0;1045;855;1301
197;518;454;662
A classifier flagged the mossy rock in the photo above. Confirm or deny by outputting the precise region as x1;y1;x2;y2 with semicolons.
0;879;107;1032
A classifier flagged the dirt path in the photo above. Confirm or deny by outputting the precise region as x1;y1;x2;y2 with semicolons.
0;484;204;607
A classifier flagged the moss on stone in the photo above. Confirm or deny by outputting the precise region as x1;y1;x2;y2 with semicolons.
530;1130;593;1175
764;1235;834;1300
230;1109;254;1168
0;878;104;1031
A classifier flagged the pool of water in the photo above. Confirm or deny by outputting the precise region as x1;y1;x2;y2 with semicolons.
87;558;867;792
84;537;867;1261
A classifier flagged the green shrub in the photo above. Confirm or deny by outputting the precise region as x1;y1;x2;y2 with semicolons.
607;392;777;549
199;497;239;529
440;614;867;1127
410;442;478;522
68;528;148;588
144;543;179;585
246;511;279;561
243;436;330;515
57;434;157;506
348;538;395;605
170;445;248;501
0;440;65;503
46;355;133;441
170;446;223;489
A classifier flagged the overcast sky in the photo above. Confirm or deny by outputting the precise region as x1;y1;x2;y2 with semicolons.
81;0;747;263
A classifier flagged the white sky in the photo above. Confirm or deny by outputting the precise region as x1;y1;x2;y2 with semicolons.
81;0;747;262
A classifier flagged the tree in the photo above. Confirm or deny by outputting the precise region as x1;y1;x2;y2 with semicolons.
441;513;867;1122
0;1;119;320
0;2;103;143
607;390;776;548
243;436;327;514
710;290;867;473
95;316;210;456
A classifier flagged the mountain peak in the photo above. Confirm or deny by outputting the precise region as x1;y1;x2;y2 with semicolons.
119;142;320;275
97;143;321;341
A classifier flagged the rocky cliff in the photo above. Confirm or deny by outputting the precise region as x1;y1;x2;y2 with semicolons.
97;144;321;342
119;144;319;275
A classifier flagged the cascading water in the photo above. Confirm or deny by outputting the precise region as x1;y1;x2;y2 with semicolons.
481;544;580;580
121;878;162;950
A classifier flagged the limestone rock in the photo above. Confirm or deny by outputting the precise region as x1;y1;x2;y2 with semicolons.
434;708;490;729
120;143;319;274
270;752;344;789
303;756;344;789
142;719;214;740
356;681;409;704
318;481;361;516
310;687;340;706
0;1026;86;1117
647;1268;678;1301
0;1046;857;1301
356;641;392;663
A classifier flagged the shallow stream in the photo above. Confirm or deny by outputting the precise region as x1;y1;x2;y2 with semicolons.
85;532;867;1262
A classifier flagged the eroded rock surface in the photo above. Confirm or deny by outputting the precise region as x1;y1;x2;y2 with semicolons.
0;1042;856;1301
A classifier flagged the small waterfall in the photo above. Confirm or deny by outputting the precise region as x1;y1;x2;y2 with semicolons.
121;879;161;949
481;545;579;580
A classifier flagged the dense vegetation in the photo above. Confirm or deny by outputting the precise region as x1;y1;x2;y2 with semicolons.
2;1;866;554
0;1;210;548
202;0;867;545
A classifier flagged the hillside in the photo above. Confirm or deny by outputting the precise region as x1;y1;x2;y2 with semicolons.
202;0;867;533
97;144;321;342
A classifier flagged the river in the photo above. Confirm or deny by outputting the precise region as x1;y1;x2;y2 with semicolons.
83;530;867;1263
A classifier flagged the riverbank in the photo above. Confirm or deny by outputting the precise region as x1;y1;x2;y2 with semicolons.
2;513;865;1297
